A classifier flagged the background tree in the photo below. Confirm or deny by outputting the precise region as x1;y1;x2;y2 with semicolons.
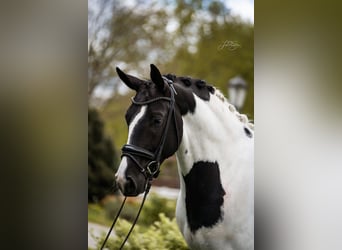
88;108;118;202
166;17;254;118
88;0;174;102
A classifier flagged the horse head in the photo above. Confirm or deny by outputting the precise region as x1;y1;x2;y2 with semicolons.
115;64;183;196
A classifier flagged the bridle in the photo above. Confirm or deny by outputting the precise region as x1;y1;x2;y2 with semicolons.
100;77;178;249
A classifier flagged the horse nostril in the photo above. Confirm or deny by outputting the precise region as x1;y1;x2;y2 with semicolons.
125;176;137;194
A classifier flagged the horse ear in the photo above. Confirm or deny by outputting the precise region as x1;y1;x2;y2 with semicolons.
150;64;166;91
116;67;142;91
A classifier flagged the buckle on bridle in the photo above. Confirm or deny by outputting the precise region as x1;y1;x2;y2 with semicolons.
146;161;160;178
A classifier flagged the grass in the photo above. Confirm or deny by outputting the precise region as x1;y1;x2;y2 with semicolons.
88;196;140;227
88;194;178;227
88;203;114;227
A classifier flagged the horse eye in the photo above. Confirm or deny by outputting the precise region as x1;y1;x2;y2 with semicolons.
153;117;162;125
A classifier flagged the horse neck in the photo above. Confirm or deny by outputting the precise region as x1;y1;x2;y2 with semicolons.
175;91;252;177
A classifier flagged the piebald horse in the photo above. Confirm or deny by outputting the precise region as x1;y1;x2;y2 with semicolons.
115;64;254;250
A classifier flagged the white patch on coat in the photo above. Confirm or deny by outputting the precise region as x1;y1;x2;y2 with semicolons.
115;106;147;184
175;93;254;250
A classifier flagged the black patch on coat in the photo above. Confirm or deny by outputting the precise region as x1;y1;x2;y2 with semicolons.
177;76;214;101
244;127;253;138
163;74;215;115
183;161;226;233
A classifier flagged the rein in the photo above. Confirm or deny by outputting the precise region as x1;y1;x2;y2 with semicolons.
99;77;177;249
100;183;151;250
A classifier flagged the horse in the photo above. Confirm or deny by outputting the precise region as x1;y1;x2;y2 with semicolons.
115;64;254;250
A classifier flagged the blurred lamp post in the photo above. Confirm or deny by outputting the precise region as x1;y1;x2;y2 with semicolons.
228;76;248;111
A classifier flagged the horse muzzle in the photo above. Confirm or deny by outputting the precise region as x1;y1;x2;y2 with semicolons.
116;176;139;197
115;159;147;197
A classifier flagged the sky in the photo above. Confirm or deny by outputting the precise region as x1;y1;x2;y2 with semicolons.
225;0;254;23
89;0;254;24
144;0;254;23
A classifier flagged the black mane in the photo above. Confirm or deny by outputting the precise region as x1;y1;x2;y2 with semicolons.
164;74;215;102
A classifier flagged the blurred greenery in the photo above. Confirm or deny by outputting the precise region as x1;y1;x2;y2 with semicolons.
88;194;185;249
88;108;118;202
95;214;189;250
88;193;177;227
166;19;254;118
88;0;174;96
88;202;114;227
139;194;176;225
98;94;132;150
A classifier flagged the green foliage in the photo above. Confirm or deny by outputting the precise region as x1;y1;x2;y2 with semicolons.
101;194;177;226
139;194;176;226
103;198;141;223
89;194;185;249
98;214;189;250
88;203;114;226
166;19;254;119
88;108;119;202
